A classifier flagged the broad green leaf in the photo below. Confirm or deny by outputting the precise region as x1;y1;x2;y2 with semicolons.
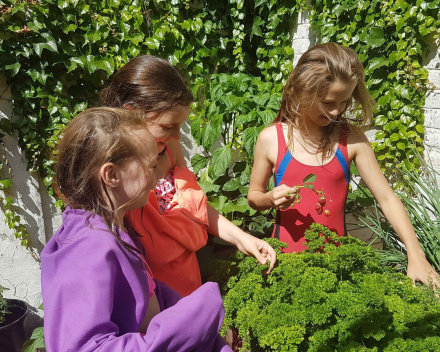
223;179;240;191
191;154;206;175
191;117;202;144
202;115;223;152
259;109;276;125
242;127;260;154
208;146;232;180
222;95;242;111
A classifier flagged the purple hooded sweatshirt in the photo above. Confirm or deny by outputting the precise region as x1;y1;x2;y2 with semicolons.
41;208;232;352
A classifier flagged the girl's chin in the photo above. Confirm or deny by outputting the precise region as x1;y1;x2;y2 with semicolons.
157;142;167;153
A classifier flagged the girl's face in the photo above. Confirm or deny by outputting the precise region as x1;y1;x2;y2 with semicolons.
118;128;163;211
145;104;191;154
306;80;357;128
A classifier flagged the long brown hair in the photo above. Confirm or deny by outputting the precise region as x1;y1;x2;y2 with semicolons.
54;107;153;258
273;42;375;156
101;55;194;112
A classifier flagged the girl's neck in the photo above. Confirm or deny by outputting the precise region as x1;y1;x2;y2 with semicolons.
295;122;327;146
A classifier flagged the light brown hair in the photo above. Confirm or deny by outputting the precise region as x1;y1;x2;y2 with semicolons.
100;55;194;112
273;42;375;155
54;107;153;256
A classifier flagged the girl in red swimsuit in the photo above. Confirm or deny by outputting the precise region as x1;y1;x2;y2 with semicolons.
248;42;439;288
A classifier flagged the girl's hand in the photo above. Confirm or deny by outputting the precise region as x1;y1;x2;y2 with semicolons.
235;232;277;274
271;185;298;210
407;253;440;289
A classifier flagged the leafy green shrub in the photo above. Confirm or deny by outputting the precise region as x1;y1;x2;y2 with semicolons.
191;72;284;236
215;224;440;351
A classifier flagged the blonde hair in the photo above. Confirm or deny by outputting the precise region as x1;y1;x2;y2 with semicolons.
54;107;154;257
273;42;375;155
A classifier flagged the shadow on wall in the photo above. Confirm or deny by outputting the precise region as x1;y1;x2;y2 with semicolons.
1;134;61;254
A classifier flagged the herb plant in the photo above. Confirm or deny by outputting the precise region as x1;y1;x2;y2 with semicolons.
214;223;440;351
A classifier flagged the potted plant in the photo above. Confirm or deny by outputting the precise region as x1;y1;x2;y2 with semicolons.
0;285;29;352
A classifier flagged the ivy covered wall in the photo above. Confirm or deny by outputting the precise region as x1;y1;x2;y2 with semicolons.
0;0;439;331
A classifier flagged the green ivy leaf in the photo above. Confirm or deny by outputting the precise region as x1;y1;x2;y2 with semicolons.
95;58;115;76
0;179;13;189
252;17;263;36
5;63;20;76
367;28;385;48
367;56;388;72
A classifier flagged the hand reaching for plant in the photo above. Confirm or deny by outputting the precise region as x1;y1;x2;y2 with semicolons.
407;253;440;290
234;232;277;274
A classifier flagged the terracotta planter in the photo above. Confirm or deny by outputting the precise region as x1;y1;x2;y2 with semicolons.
0;299;29;352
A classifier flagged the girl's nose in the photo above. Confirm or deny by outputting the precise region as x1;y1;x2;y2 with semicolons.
328;108;340;117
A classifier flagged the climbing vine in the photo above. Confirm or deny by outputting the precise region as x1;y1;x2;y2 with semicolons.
0;0;302;241
0;0;439;245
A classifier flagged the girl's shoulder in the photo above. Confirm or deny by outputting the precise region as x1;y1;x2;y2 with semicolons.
258;124;278;143
345;125;372;161
346;125;370;144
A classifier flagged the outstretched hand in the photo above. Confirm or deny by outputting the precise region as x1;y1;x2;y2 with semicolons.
235;232;277;274
407;254;440;289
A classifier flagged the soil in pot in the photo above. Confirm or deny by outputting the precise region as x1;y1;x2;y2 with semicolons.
0;299;29;352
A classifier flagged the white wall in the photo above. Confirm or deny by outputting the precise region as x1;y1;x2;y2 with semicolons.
423;39;440;171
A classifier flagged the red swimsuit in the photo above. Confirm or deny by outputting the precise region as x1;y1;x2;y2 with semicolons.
272;122;350;252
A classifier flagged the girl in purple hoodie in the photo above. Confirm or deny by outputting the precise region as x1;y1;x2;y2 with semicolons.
41;107;232;352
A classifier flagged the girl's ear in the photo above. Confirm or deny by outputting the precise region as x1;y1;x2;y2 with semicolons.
123;104;133;110
100;162;120;188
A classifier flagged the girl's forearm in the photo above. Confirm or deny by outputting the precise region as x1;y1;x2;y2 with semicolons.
207;203;242;245
378;194;425;257
247;190;274;211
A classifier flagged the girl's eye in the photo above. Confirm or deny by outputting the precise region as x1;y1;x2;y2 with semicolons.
162;125;174;130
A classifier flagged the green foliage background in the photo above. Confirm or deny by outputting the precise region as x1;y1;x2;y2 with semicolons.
0;0;439;244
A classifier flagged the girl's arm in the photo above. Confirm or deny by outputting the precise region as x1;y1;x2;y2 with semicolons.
207;203;277;273
42;235;231;352
172;140;277;272
248;126;298;210
351;131;440;287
